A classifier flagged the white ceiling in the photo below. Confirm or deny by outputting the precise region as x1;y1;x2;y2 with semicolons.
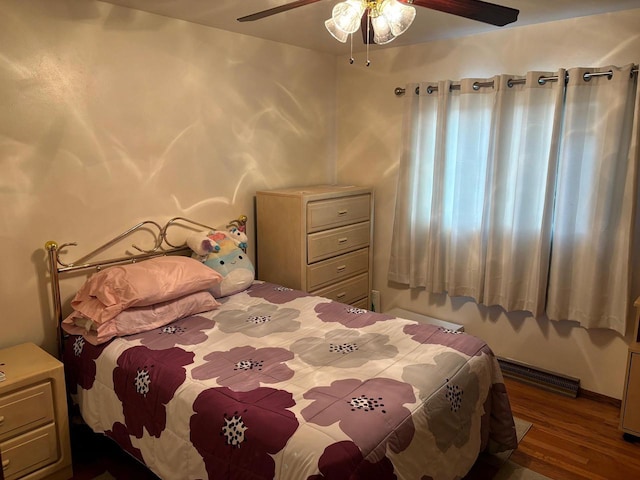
97;0;640;55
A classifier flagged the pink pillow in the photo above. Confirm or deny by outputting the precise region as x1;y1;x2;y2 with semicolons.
62;290;220;345
71;256;223;324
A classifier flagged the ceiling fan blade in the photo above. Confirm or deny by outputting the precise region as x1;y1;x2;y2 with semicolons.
238;0;325;22
403;0;519;27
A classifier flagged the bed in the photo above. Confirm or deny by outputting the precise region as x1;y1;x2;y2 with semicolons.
45;216;517;480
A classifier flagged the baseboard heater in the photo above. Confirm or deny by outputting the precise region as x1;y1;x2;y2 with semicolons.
497;356;580;398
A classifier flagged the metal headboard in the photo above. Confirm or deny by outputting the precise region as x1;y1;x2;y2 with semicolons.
44;215;247;357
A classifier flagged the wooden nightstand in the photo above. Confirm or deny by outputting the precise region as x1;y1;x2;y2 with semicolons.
0;343;72;480
621;297;640;440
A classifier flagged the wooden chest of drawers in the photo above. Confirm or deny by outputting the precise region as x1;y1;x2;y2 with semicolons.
0;343;72;480
256;185;373;308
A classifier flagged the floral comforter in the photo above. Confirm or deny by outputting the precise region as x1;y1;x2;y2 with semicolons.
63;281;517;480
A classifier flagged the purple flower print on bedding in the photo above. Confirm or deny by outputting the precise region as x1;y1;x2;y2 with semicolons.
191;345;295;391
214;303;301;337
124;314;215;349
307;441;397;480
246;281;311;304
302;378;416;462
113;346;193;438
403;352;481;452
63;335;108;392
290;329;398;368
315;302;394;328
403;322;490;357
105;422;144;463
190;386;299;480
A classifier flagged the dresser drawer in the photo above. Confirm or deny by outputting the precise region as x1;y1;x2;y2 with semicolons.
311;273;369;305
307;248;369;291
1;423;58;480
307;222;370;263
0;382;54;443
350;297;370;310
307;194;371;233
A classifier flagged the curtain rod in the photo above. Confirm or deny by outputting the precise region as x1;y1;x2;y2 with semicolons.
394;65;639;96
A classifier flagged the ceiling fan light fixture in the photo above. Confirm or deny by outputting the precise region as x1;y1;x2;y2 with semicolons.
380;0;416;36
331;0;366;34
324;18;349;43
371;14;397;44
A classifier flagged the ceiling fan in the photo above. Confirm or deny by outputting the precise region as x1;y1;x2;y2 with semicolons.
238;0;520;46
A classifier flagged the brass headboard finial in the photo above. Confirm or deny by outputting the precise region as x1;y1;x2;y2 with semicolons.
227;215;248;232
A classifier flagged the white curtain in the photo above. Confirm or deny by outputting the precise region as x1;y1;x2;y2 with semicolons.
390;64;638;334
546;65;639;333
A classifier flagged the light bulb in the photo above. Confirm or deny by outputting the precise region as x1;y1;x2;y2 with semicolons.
331;0;366;34
371;14;396;44
380;0;416;36
325;18;349;43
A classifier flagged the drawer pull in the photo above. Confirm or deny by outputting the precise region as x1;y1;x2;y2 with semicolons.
336;292;347;299
336;265;347;272
337;237;348;244
337;209;348;216
2;459;9;470
0;415;4;425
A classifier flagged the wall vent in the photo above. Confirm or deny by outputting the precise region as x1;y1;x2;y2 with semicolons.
497;356;580;398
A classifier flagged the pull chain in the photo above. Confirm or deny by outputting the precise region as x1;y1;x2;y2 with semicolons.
366;11;371;67
349;33;354;64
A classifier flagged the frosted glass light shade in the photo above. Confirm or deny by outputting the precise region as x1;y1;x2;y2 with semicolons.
380;0;416;36
325;18;349;43
371;14;396;44
331;0;366;34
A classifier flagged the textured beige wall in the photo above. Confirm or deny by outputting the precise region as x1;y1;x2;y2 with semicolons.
336;9;640;398
0;1;336;354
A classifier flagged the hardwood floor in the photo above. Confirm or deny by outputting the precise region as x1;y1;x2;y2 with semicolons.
505;377;640;480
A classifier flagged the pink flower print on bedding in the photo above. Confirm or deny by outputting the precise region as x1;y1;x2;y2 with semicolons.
403;322;491;357
246;281;311;304
315;301;394;328
124;314;215;349
191;345;294;392
302;377;416;462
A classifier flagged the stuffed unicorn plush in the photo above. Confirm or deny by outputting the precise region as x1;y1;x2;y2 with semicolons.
186;232;220;259
226;226;248;251
186;228;254;297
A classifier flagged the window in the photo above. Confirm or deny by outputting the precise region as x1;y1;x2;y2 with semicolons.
389;65;638;334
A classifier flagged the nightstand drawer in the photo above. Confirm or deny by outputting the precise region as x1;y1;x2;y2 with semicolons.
307;248;369;291
307;194;371;233
0;382;54;443
307;222;370;263
311;273;368;305
1;423;58;480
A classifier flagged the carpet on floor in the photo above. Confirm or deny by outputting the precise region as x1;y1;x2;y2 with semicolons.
492;417;553;479
463;417;552;480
